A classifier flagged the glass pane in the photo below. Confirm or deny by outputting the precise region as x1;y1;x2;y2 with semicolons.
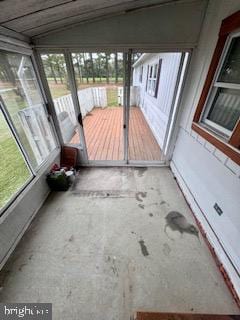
0;51;56;169
129;53;163;161
218;36;240;84
154;64;158;78
207;88;240;131
72;52;124;160
0;109;32;210
41;53;79;145
149;66;153;77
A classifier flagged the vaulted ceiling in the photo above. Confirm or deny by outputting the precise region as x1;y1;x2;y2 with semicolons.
0;0;180;38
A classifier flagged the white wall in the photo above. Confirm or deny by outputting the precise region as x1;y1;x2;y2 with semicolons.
133;53;182;149
171;0;240;297
33;0;207;49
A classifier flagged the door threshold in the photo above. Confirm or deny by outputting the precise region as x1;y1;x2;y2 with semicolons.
78;160;168;167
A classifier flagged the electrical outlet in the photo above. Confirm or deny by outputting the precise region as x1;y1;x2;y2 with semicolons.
214;203;223;216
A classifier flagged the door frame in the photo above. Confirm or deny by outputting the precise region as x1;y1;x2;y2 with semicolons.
34;49;89;164
34;47;191;166
64;51;89;164
69;50;129;165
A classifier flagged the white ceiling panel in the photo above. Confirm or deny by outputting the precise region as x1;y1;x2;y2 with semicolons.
0;0;179;38
3;0;139;32
0;0;69;23
34;0;207;49
24;0;170;37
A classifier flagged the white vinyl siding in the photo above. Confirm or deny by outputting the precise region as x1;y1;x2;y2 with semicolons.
133;53;182;149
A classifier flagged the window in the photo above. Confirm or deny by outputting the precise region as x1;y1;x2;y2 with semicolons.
139;65;143;83
0;51;56;169
192;11;240;165
202;35;240;138
0;50;57;213
146;60;161;97
0;109;32;211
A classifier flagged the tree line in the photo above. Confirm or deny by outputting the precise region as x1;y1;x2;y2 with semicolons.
42;53;124;85
0;52;142;87
0;53;19;85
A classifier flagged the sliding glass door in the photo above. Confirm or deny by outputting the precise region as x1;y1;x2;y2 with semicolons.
38;49;189;165
127;52;185;163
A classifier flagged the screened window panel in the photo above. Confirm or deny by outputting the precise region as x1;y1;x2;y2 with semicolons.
0;51;56;169
207;88;240;131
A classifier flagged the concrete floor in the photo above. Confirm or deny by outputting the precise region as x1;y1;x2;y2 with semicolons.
0;167;239;319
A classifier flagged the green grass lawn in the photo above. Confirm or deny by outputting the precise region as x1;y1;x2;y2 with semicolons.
48;77;123;85
106;88;119;106
47;81;121;107
0;89;38;166
48;83;70;99
0;120;31;210
47;79;123;100
0;88;36;210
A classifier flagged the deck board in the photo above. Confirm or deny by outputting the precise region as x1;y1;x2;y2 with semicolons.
71;106;162;161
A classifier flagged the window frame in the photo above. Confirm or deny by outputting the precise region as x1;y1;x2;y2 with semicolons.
0;50;59;170
0;100;35;215
139;65;143;83
0;47;59;216
192;10;240;165
146;59;162;97
201;31;240;137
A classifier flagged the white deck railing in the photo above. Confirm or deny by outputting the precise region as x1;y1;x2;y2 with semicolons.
53;87;108;126
53;86;140;124
54;94;77;125
18;86;141;148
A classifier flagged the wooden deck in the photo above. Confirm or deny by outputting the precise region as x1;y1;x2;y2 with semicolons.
128;106;162;161
71;106;162;161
